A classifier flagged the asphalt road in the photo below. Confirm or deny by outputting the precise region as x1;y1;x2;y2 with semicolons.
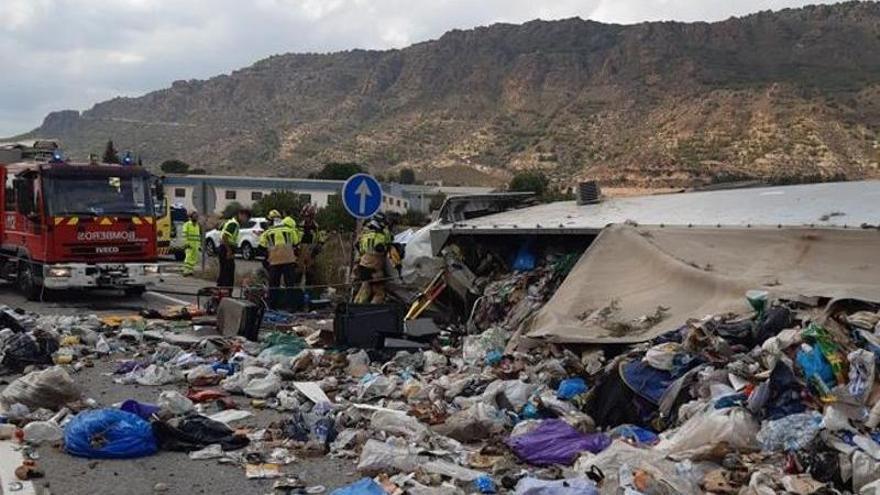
0;259;360;495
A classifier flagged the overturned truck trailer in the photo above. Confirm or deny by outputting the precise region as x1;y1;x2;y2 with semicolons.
429;180;880;343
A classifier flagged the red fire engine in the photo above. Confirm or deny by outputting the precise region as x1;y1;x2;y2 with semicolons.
0;141;161;300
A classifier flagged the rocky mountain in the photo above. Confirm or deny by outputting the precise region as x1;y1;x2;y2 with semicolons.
13;1;880;187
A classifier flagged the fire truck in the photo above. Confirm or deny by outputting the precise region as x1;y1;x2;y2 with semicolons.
0;141;161;300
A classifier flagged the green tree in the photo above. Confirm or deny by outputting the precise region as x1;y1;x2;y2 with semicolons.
398;168;416;185
189;168;207;175
252;190;308;218
160;159;191;174
222;201;243;219
315;162;365;180
102;140;120;164
315;195;356;232
509;171;549;196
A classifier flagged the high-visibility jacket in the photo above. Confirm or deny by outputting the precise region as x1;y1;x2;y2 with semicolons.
358;230;389;255
182;220;201;248
260;223;300;266
220;218;239;247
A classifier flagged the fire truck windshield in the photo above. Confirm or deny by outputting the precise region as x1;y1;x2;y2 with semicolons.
44;175;154;217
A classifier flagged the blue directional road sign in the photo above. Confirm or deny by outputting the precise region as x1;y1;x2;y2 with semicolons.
341;173;383;219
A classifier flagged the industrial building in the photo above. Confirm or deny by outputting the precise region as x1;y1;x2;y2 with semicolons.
161;174;493;216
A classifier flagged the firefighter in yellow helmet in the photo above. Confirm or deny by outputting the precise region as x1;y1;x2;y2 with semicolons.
181;210;201;276
354;217;391;304
259;209;301;307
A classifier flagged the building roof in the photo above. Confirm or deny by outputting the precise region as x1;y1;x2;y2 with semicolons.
434;180;880;235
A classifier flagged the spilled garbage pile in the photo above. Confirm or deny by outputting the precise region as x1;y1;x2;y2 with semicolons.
3;274;880;494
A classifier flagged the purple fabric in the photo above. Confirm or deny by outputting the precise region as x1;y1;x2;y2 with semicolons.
507;419;611;466
115;360;148;374
120;400;160;420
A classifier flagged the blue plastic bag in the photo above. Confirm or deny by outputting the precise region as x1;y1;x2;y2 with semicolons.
330;478;386;495
512;243;536;272
557;378;588;400
796;345;835;394
608;424;659;446
64;409;158;459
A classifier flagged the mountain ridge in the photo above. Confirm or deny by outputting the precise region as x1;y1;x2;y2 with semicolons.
12;1;880;187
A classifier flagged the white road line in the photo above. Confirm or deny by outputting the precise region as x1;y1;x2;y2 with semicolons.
145;290;192;306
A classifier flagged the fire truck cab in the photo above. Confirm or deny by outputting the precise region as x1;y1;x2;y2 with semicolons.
0;141;161;299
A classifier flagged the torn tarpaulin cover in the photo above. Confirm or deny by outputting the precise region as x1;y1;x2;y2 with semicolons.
529;225;880;344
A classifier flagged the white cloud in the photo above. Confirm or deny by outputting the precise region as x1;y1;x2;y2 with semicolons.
0;0;848;136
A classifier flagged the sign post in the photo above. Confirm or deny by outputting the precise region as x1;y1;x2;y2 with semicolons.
341;174;383;300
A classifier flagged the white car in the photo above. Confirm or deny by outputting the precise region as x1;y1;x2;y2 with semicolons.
204;217;270;260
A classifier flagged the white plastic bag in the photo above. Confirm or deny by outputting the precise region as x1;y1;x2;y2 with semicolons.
370;409;429;440
22;421;64;445
481;380;538;411
243;373;281;398
0;366;81;410
644;343;681;371
657;407;759;458
356;439;423;474
158;390;194;415
136;364;183;386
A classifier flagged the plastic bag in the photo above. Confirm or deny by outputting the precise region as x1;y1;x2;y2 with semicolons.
357;439;423;474
186;364;219;386
557;378;588;400
435;403;507;442
482;380;539;412
0;366;81;410
23;421;64;445
796;344;835;396
331;478;386;495
507;419;611;466
657;407;759;458
0;332;57;371
152;415;249;452
119;400;160;420
136;364;183;386
853;450;880;493
347;350;370;378
357;374;400;400
158;391;195;415
64;409;158;459
513;477;598;495
243;373;281;398
756;411;822;452
644;343;681;371
258;333;306;364
609;424;659;446
849;349;875;403
370;409;430;440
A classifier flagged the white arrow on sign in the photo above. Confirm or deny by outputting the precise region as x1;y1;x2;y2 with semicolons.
355;179;372;215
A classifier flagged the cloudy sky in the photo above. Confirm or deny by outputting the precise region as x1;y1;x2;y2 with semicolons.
0;0;845;136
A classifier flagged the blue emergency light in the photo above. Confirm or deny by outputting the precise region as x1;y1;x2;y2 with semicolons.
50;150;64;163
122;152;133;166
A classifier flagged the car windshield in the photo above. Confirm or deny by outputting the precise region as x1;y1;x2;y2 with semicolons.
44;175;153;216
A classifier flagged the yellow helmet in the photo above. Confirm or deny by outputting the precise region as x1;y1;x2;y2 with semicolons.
267;209;281;220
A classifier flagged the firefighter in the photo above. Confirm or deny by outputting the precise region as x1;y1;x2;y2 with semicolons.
354;217;391;304
296;204;326;287
181;210;201;277
217;208;251;288
259;210;301;304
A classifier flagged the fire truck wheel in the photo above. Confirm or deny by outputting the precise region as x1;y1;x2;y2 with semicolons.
240;242;255;260
18;261;42;301
124;286;147;297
